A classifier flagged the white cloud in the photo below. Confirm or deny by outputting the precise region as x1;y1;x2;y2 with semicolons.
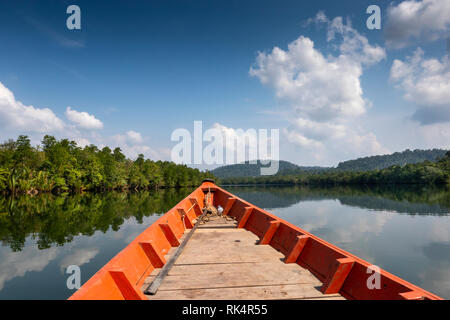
250;13;385;122
251;35;366;121
125;130;144;144
288;118;347;142
385;0;450;49
60;248;99;273
419;266;450;299
0;82;103;138
0;82;165;161
390;48;450;125
111;131;160;160
418;122;450;148
112;131;146;146
0;246;59;290
0;82;65;133
390;49;450;106
210;123;260;161
65;106;103;130
72;137;91;148
283;127;323;148
250;12;387;163
283;124;388;164
65;131;166;161
343;131;387;155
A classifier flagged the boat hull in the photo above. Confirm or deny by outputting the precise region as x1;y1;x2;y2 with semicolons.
69;181;443;300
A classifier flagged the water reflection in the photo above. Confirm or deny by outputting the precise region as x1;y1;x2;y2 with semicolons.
0;189;193;252
0;185;448;299
228;185;450;299
226;185;450;215
0;188;193;299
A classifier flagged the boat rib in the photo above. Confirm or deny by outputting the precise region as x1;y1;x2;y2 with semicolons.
69;180;443;300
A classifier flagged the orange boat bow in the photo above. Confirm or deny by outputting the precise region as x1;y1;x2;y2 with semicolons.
69;181;443;300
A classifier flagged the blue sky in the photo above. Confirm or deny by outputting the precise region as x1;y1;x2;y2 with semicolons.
0;0;449;167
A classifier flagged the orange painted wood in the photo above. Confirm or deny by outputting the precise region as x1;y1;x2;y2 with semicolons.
163;212;185;240
399;291;424;300
189;197;203;216
184;215;194;229
139;241;166;268
108;270;145;300
260;221;280;245
237;207;253;229
178;208;194;229
223;197;236;216
159;223;180;247
69;270;131;300
187;205;198;221
321;257;355;294
69;180;444;300
285;235;309;263
201;187;218;193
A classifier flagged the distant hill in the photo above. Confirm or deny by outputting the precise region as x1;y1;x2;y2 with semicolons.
211;160;328;178
336;149;448;171
211;149;449;178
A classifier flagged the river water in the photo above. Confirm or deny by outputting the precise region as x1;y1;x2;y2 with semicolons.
0;185;449;299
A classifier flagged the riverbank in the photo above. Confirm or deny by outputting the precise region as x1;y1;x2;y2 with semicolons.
0;135;216;195
220;152;450;187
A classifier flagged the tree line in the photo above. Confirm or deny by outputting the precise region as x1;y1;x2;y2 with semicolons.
211;149;448;179
336;149;447;171
221;151;450;186
211;160;327;178
0;135;216;195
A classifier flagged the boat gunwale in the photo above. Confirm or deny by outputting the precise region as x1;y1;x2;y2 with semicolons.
212;183;443;300
69;181;444;300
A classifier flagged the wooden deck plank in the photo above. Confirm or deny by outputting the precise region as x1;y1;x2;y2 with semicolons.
143;215;344;300
176;246;283;264
147;284;341;300
143;262;321;289
148;261;315;277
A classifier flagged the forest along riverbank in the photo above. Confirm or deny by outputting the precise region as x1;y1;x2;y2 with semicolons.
0;135;215;195
220;152;450;186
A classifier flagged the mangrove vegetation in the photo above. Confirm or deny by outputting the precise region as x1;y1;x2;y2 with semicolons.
0;135;215;195
221;152;450;186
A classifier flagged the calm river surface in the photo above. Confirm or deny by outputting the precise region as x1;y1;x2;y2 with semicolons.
0;185;449;299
